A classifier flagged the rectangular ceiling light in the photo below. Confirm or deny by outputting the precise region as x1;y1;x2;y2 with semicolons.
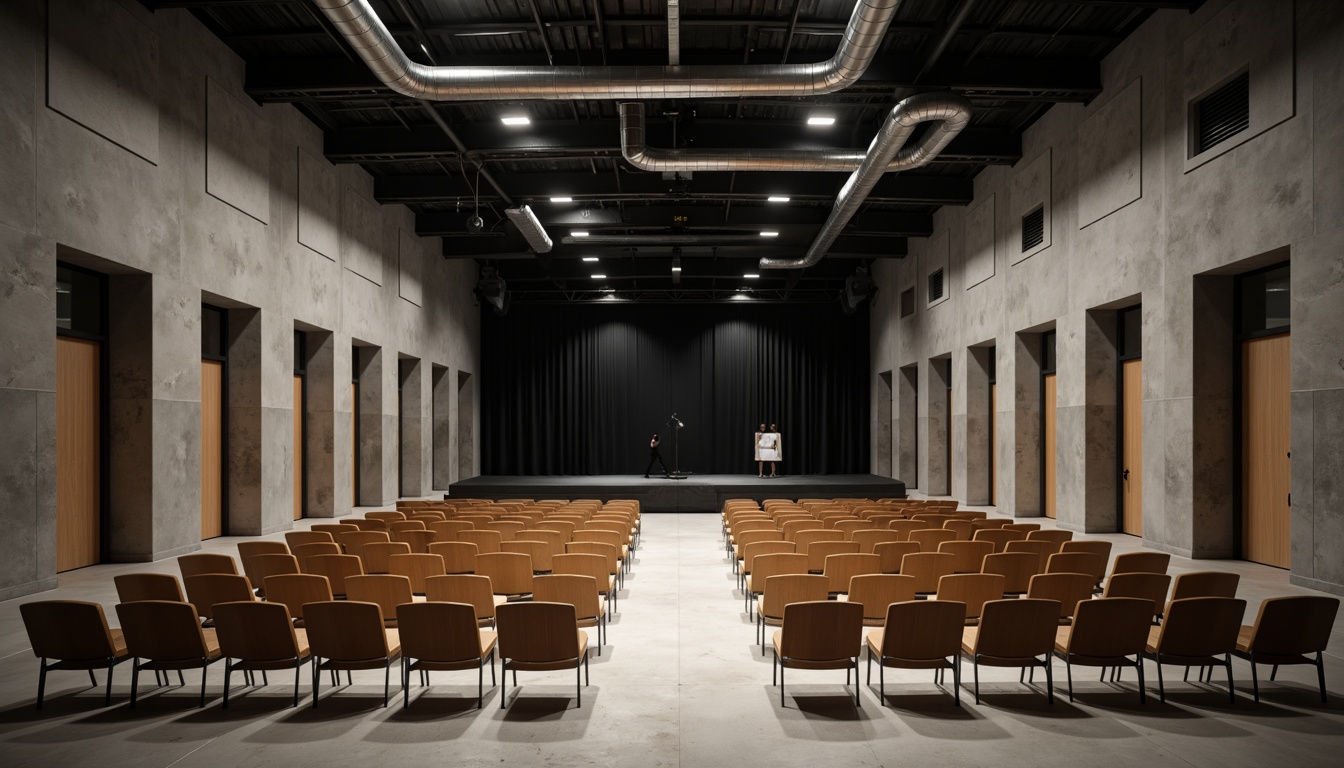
760;231;779;237
744;273;759;279
591;274;607;279
767;196;791;203
807;116;836;126
571;231;590;237
501;116;530;126
582;256;599;262
550;196;573;203
671;257;682;272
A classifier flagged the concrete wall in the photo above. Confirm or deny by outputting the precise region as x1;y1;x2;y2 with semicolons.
871;0;1344;594
0;0;480;600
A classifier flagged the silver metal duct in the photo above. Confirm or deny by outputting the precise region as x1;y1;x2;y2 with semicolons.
312;0;900;100
760;93;972;269
562;234;769;246
505;205;553;253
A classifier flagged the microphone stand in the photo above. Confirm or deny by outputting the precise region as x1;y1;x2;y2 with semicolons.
666;413;689;479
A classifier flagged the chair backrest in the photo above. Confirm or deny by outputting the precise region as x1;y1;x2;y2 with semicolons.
284;531;335;549
1064;597;1153;658
806;541;860;573
388;520;428;534
396;601;484;663
1025;529;1072;546
533;574;602;622
536;520;577;540
834;519;875;538
392;529;437;554
1004;540;1056;572
941;519;974;541
980;551;1043;595
516;529;567;557
458;529;504;554
1152;597;1246;658
850;529;904;554
1059;539;1112;561
935;573;1005;621
361;541;412;574
485;520;526;541
742;541;796;573
184;573;255;620
822;553;882;594
873;541;922;573
237;541;290;562
20;601;120;661
1242;596;1340;656
345;518;386;532
364;510;406;523
759;574;830;621
425;574;499;623
750;553;810;587
306;554;364;597
293;542;343;570
430;520;475;540
311;523;359;537
1026;572;1095;621
900;552;957;593
971;528;1026;553
1046;552;1107;584
243;553;301;595
212;600;301;661
346;574;416;623
504;540;553;572
115;600;212;661
938;540;995;573
428;541;479;574
388;553;447;594
1102;572;1172;620
551;553;611;587
778;601;863;662
475;552;535;596
563;543;619;575
262;573;332;622
1112;551;1171;575
846;574;917;622
887;519;928;539
496;602;582;663
780;520;821;541
1001;523;1041;534
574;529;625;551
732;519;776;537
734;529;784;554
1170;571;1241;601
178;553;238;578
114;573;185;603
794;529;845;553
876;600;966;661
338;530;391;560
303;601;393;662
970;599;1060;660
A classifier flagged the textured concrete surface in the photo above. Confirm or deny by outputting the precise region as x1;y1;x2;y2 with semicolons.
1;511;1342;768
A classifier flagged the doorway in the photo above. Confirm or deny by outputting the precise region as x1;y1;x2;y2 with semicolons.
1119;307;1143;536
1041;331;1057;519
55;263;106;572
1237;264;1291;568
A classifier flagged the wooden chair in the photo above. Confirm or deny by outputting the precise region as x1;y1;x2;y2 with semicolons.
1002;523;1041;534
364;511;406;523
459;529;504;554
935;573;1006;625
834;519;875;538
389;553;448;595
178;553;238;578
1046;552;1108;588
874;541;921;574
807;541;860;574
755;574;830;652
888;519;928;540
794;529;846;555
392;529;437;554
1027;572;1095;624
362;541;412;574
771;601;865;707
960;598;1060;704
293;542;342;571
475;552;534;600
19;601;130;708
971;528;1026;553
971;518;1014;531
739;540;796;591
553;552;618;613
534;574;608;653
1060;539;1112;563
338;530;391;560
485;520;526;542
981;551;1042;595
284;530;334;549
504;540;553;573
1234;595;1339;703
781;520;822;542
1143;597;1246;703
212;600;311;708
733;529;785;567
938;540;995;574
262;574;332;627
822;553;882;596
1026;529;1073;547
306;554;365;598
1112;551;1171;575
304;601;401;708
430;520;475;540
1103;572;1172;623
1171;571;1241;601
536;520;577;540
843;574;917;627
388;520;428;534
496;602;590;709
397;602;497;709
345;518;386;532
428;541;479;575
1052;596;1153;703
1005;539;1057;572
866;600;966;706
114;573;185;604
745;553;810;618
425;574;506;628
183;573;255;623
115;600;223;708
346;575;417;627
311;523;359;537
242;553;300;598
900;552;957;596
237;541;291;591
517;529;567;560
940;519;974;541
851;529;904;554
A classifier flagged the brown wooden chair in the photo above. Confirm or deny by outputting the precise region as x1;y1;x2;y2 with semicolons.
536;520;577;540
285;530;335;549
365;511;406;523
794;529;846;555
306;553;365;598
496;601;590;709
362;541;413;574
1002;523;1041;534
338;530;391;560
807;541;861;574
459;529;504;554
20;601;130;708
939;540;995;574
242;554;300;598
772;600;865;707
392;529;437;554
517;529;567;560
389;553;448;595
822;553;882;596
553;552;618;613
901;552;957;596
388;520;428;534
834;519;876;539
940;519;974;541
844;574;917;627
909;528;958;552
293;542;342;571
1053;596;1153;703
1046;552;1108;588
425;574;506;628
346;575;417;627
212;600;311;708
1112;551;1171;576
1005;539;1057;572
866;599;966;706
397;601;497;709
178;553;238;579
1171;571;1241;601
534;574;608;653
504;539;553;573
114;573;185;604
851;529;904;554
745;552;809;617
1059;539;1112;567
184;573;255;623
982;551;1043;595
1026;529;1073;547
430;520;475;540
485;520;526;542
475;552;534;600
874;541;921;574
311;523;359;537
262;573;333;627
935;573;1006;625
116;600;223;708
1027;572;1096;625
428;541;479;575
971;528;1026;553
304;600;401;708
1143;596;1245;703
238;542;291;594
345;518;387;532
960;598;1060;704
781;521;823;542
1103;572;1172;623
739;540;796;590
755;574;831;653
1234;595;1339;703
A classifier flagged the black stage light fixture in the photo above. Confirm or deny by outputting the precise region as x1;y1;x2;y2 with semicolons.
475;266;510;316
841;264;877;315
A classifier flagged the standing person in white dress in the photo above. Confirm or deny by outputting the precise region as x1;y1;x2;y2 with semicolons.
755;422;782;477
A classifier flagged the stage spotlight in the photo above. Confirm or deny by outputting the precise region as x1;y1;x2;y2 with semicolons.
474;266;511;316
841;264;877;315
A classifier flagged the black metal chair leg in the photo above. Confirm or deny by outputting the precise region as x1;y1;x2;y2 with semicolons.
576;658;581;708
1156;656;1166;703
954;654;962;707
1271;664;1279;681
130;659;140;708
294;663;301;708
178;670;185;687
974;657;981;704
478;658;485;709
1318;652;1329;704
500;660;507;709
1045;656;1054;705
311;659;320;709
383;660;390;707
403;657;410;709
105;662;114;706
36;662;47;710
88;669;97;687
855;658;861;707
1250;657;1260;702
200;662;209;708
224;659;233;709
1066;658;1074;702
1224;655;1235;706
1136;657;1146;704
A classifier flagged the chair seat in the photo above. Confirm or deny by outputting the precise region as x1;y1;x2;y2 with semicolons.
754;597;784;626
864;633;950;669
961;627;1042;666
47;629;131;669
506;630;587;671
136;629;223;668
1235;625;1254;651
317;629;400;670
772;631;857;670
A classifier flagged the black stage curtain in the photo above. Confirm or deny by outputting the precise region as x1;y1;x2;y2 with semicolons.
481;302;869;476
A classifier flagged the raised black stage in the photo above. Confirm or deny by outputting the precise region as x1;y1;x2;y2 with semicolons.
446;474;907;512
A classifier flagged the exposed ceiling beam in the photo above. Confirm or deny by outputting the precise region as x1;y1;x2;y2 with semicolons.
417;207;932;238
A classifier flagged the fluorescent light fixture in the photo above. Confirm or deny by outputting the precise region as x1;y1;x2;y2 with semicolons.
571;231;590;237
767;196;791;203
591;274;607;279
582;256;599;262
671;257;682;273
744;273;759;279
600;288;615;293
419;43;430;55
760;231;779;237
501;116;530;126
550;196;573;203
732;293;751;300
807;116;836;126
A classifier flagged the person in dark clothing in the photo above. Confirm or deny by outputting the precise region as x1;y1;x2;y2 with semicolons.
644;433;669;478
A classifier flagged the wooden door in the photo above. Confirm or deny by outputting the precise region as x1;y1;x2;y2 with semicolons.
946;384;953;494
351;382;359;507
990;383;997;506
57;337;101;572
293;374;304;520
1043;373;1057;519
201;360;224;540
1122;359;1143;536
1242;334;1291;568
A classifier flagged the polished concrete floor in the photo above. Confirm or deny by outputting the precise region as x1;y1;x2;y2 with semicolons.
2;507;1342;768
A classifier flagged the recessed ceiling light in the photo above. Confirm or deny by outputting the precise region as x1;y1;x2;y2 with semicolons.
571;231;590;237
550;196;573;203
744;273;759;279
760;231;779;237
807;116;836;126
767;196;791;203
591;274;607;279
672;257;682;273
501;116;530;126
582;256;599;262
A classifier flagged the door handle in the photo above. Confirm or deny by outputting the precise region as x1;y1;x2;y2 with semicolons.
1123;468;1130;480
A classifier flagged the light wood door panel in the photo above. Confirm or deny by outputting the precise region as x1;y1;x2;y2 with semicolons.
1242;334;1291;569
201;360;224;540
57;337;101;572
352;382;359;507
990;383;996;506
1043;373;1057;519
293;374;304;520
1122;359;1144;536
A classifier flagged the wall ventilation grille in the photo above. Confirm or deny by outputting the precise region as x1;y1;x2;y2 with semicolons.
928;270;944;302
1194;71;1250;155
1021;207;1045;252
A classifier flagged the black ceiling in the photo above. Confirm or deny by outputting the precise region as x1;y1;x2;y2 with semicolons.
148;0;1201;304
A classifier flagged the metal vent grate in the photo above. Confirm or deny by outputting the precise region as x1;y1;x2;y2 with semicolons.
1022;207;1045;252
928;269;944;302
1194;71;1250;155
900;287;915;317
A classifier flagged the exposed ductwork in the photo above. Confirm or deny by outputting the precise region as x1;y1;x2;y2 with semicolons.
760;93;972;269
505;205;553;253
667;0;682;66
311;0;901;100
561;233;771;247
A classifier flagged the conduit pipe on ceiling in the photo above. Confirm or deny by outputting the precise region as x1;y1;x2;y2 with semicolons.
759;93;971;270
311;0;901;100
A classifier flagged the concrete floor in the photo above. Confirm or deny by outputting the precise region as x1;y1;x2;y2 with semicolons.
1;509;1342;768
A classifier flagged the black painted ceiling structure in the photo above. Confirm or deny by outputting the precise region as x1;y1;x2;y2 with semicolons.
146;0;1201;304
